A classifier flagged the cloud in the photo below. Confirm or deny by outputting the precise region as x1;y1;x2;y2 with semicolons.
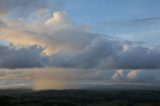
0;11;95;55
0;0;67;20
116;46;160;69
103;17;160;27
0;45;47;68
1;18;160;69
48;36;160;69
112;69;128;80
0;68;113;90
0;11;160;69
0;68;159;90
0;0;49;17
0;0;160;90
99;16;160;46
112;69;160;84
0;20;6;28
127;70;160;83
0;28;160;70
127;70;141;79
45;11;71;26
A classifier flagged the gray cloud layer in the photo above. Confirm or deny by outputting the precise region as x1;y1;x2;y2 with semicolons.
0;0;159;69
0;68;159;90
0;0;160;89
0;36;160;69
48;37;160;69
0;45;47;68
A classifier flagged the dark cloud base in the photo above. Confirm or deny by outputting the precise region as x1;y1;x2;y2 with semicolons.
0;0;159;69
0;36;160;69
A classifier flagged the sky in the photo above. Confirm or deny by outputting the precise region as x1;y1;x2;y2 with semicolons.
0;0;160;90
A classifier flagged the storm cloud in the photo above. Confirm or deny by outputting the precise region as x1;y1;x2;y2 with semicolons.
0;36;160;69
48;37;160;69
0;0;160;90
0;68;159;90
0;45;47;68
0;10;160;69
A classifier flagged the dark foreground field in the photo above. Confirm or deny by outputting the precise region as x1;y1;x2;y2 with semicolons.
0;89;160;106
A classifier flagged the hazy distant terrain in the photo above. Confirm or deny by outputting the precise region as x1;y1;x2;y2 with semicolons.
0;89;160;106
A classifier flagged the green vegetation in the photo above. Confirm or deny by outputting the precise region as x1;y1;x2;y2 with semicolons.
0;89;160;106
